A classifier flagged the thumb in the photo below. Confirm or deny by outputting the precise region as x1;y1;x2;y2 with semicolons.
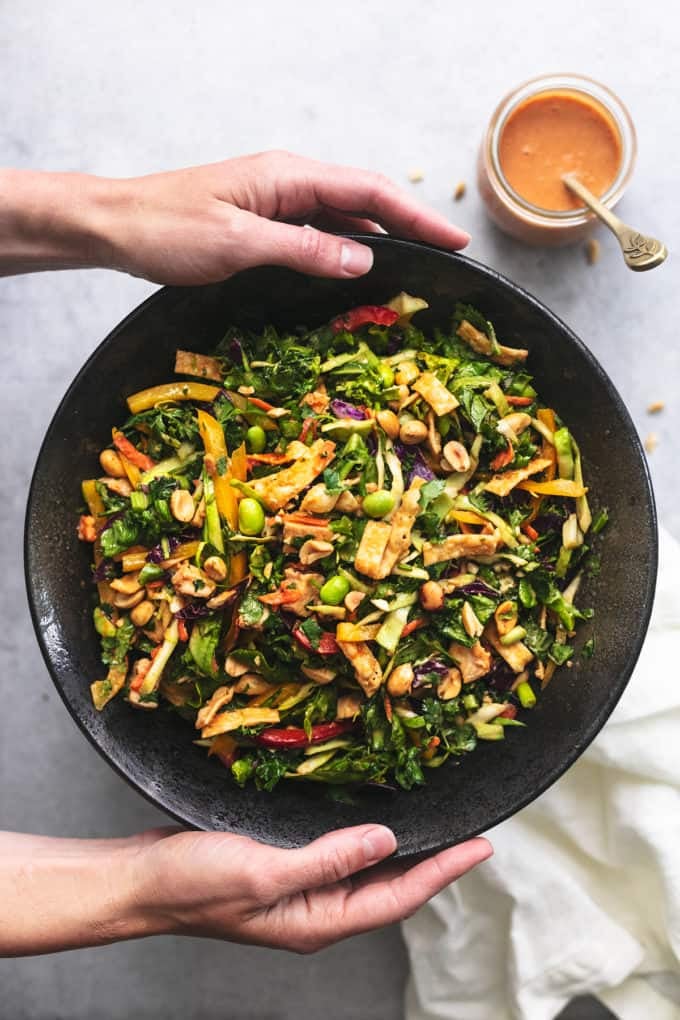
234;212;375;278
264;824;397;898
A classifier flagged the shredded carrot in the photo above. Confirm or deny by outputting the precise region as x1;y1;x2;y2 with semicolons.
247;396;275;412
177;620;189;643
522;523;539;541
246;453;292;467
401;617;427;637
258;587;301;606
112;429;155;472
490;440;514;471
299;417;317;443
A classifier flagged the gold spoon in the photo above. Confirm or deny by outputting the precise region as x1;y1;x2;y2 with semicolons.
562;173;668;271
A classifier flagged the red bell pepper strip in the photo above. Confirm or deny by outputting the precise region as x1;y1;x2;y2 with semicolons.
522;522;539;542
292;624;340;656
506;395;534;407
500;704;518;720
330;305;399;334
112;430;155;471
490;440;514;471
255;720;355;749
299;416;317;443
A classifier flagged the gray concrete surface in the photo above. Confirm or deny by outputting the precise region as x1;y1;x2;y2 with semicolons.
2;1;678;1017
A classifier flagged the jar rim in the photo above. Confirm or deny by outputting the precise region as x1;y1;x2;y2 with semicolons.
485;72;637;227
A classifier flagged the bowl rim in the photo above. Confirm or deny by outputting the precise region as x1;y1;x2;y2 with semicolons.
24;236;658;850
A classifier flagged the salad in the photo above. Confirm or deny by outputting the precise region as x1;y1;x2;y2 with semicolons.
78;294;604;793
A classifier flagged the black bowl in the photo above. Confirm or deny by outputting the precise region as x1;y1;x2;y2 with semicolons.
25;237;657;857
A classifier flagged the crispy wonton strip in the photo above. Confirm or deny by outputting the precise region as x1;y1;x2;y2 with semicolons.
174;350;223;381
354;520;392;579
411;372;459;416
248;439;336;511
484;456;552;497
422;531;499;566
201;707;280;739
456;319;528;367
337;641;383;697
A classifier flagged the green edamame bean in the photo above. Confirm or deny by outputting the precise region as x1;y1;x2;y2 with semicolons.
238;497;265;535
319;574;351;606
362;489;396;519
246;425;267;454
378;362;395;388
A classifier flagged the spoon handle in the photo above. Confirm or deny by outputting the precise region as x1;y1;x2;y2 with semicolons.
562;173;667;272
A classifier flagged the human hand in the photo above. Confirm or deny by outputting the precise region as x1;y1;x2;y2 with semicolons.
100;151;470;285
0;153;469;283
133;824;491;952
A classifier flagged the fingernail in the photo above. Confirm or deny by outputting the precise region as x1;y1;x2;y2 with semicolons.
361;825;397;864
341;243;374;277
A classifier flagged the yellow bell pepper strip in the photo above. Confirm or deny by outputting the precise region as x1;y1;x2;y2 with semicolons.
336;622;382;643
118;547;149;572
516;479;588;498
228;442;248;583
82;480;114;602
449;509;489;527
197;410;239;528
126;381;220;415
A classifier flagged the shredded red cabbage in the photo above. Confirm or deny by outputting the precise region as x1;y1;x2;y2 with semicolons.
92;559;116;582
330;399;366;420
485;658;516;693
454;580;500;598
99;510;126;533
175;602;213;621
394;440;436;484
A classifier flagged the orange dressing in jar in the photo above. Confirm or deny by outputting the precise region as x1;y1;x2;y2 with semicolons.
498;90;623;211
477;74;637;246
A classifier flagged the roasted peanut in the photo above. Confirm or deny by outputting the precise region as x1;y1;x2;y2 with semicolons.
376;408;400;439
301;665;337;685
386;663;414;697
499;412;532;436
495;599;518;636
233;673;273;695
442;440;471;473
99;476;132;497
170;489;196;523
130;600;155;628
112;589;145;610
437;667;462;700
419;580;444;612
225;655;250;677
99;449;127;478
344;590;366;613
395;361;419;386
461;601;484;639
336;693;363;720
110;572;142;596
203;556;227;582
399;419;428;445
299;539;334;565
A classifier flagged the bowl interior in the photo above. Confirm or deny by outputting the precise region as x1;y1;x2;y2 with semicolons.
25;237;657;856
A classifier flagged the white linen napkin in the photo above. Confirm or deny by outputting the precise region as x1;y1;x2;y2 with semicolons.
403;526;680;1020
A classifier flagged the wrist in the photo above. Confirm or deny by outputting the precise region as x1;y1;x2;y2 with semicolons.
0;168;121;274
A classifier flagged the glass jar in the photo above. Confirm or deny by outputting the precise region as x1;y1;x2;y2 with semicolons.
477;73;637;246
